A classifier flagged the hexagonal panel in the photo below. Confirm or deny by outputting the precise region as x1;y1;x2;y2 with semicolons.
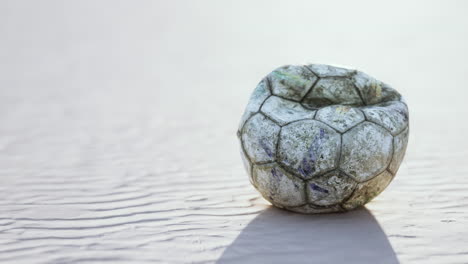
315;105;365;133
261;96;315;126
306;64;355;77
400;96;408;105
239;145;253;186
389;126;409;174
340;122;393;182
306;170;357;206
238;78;271;132
285;203;342;214
278;120;341;179
341;170;393;210
362;101;409;136
241;113;280;164
253;163;306;207
268;65;318;101
352;71;401;105
302;77;363;109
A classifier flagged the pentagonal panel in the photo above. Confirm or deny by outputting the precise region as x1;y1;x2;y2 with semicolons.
341;170;393;210
306;170;357;206
340;122;393;182
241;113;280;164
315;105;365;133
306;64;355;77
238;78;271;132
302;77;363;109
268;65;318;101
389;126;409;174
352;71;401;105
239;145;253;186
253;163;305;207
278;120;341;179
261;96;315;126
362;101;409;136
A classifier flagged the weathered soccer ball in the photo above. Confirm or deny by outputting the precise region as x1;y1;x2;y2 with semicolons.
237;64;409;213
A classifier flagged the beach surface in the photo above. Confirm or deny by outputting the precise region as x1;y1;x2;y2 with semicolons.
1;1;468;263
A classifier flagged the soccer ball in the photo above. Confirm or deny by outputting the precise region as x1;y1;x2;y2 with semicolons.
237;64;409;213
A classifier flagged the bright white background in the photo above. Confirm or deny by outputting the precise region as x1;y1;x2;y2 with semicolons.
1;1;467;263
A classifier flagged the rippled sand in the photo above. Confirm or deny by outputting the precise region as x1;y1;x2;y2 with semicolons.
1;1;468;263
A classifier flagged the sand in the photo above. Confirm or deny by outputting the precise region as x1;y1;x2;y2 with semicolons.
1;1;468;263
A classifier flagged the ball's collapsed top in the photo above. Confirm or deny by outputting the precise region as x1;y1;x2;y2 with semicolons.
237;64;409;213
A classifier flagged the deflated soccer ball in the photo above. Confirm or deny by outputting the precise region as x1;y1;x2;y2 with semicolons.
237;64;409;213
